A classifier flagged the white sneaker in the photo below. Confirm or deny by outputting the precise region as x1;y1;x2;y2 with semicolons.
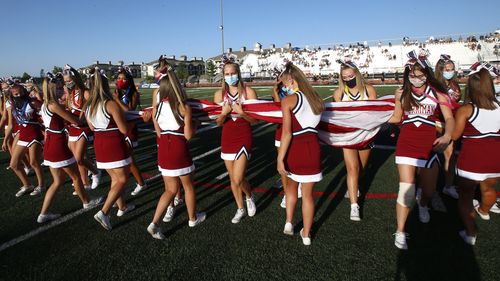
147;223;165;240
416;188;422;202
350;204;361;221
459;230;476;246
73;185;91;196
442;186;459;199
246;195;257;217
15;186;34;197
163;206;175;222
474;206;490;220
37;213;61;223
298;184;302;199
131;183;147;196
24;166;33;176
174;197;184;207
188;212;207;227
94;211;112;230
418;203;430;223
280;195;286;209
91;170;102;190
344;190;360;199
490;203;500;214
83;197;104;209
394;231;409;250
299;228;311;246
231;208;246;224
30;186;45;196
283;222;294;235
116;204;135;217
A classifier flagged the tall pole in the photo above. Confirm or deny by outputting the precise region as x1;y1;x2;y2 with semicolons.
220;0;225;55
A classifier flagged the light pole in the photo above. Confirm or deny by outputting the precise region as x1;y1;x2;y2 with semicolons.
219;0;225;56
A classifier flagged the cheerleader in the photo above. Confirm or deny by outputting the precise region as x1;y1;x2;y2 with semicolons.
113;67;147;196
434;54;461;199
86;68;134;230
213;55;257;224
277;62;324;246
147;67;206;239
37;73;103;223
62;65;101;191
3;82;45;197
453;67;500;245
388;50;455;250
332;59;377;221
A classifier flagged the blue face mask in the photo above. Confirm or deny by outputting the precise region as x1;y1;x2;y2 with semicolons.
494;84;500;94
224;74;239;86
443;71;455;80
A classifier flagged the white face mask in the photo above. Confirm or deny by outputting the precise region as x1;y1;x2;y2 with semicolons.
409;77;426;88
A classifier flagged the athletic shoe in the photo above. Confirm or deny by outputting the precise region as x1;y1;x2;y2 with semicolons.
73;184;91;196
299;228;311;246
474;206;490;220
188;212;207;227
24;166;33;176
418;203;430;223
29;186;45;196
246;195;257;217
37;213;61;223
394;231;409;250
280;195;286;209
231;208;246;224
283;222;294;236
116;204;135;217
83;197;104;209
416;188;422;202
344;190;360;199
442;186;459;199
459;230;476;246
350;204;361;221
90;170;102;190
298;184;302;199
490;203;500;214
147;223;165;240
131;183;147;196
94;211;112;230
174;197;184;207
15;186;34;197
163;206;175;222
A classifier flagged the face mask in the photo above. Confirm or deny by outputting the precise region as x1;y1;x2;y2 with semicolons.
344;76;357;88
409;77;426;87
443;71;455;80
494;84;500;94
116;80;129;90
65;81;76;90
224;74;239;86
12;95;26;106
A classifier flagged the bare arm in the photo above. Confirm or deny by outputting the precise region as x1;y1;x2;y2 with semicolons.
214;89;230;126
48;102;80;125
388;88;403;124
233;86;258;124
366;84;378;100
277;94;298;176
332;87;342;102
2;107;13;151
151;89;161;138
451;104;471;141
433;92;456;152
182;105;194;140
106;101;128;135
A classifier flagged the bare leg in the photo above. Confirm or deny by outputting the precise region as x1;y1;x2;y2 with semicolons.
180;173;197;221
300;182;315;237
396;164;416;233
152;176;180;225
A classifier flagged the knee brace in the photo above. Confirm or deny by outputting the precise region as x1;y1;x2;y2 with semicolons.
397;182;416;207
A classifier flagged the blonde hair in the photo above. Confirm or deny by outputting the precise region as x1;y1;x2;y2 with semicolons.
221;62;245;101
281;63;324;115
85;68;113;118
158;68;188;126
42;78;58;106
338;66;366;99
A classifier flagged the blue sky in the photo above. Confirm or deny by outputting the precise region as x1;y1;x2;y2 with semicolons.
0;0;498;77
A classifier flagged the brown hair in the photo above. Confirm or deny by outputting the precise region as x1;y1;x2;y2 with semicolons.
281;62;324;115
221;62;245;101
64;68;87;109
434;59;459;90
401;63;447;111
465;68;500;110
158;69;188;126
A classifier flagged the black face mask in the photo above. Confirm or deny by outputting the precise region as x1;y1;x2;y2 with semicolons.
345;77;357;88
12;95;27;107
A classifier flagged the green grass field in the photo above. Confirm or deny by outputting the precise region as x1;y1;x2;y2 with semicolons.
0;86;499;281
